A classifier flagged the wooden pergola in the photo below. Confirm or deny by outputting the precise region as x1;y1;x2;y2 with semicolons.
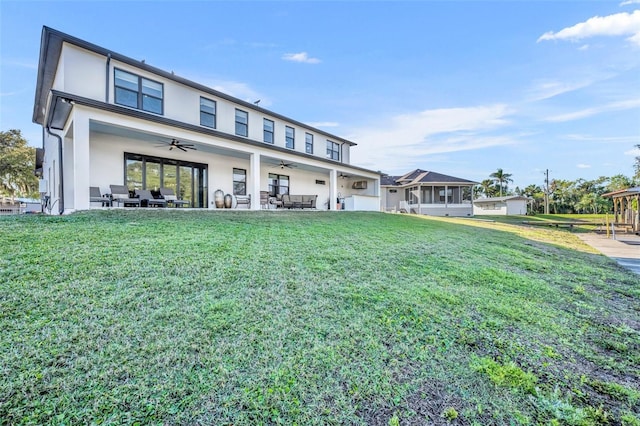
603;187;640;233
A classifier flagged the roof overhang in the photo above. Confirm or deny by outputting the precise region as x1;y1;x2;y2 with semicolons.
602;187;640;198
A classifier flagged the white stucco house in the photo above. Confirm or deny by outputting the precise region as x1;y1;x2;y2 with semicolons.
33;27;381;214
473;196;530;216
381;169;477;217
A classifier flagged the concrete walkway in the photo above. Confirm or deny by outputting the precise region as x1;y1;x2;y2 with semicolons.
577;232;640;275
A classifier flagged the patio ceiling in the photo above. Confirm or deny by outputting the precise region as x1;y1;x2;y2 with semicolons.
90;121;251;160
89;121;372;179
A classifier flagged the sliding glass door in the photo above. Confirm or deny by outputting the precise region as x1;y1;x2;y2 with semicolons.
124;153;207;208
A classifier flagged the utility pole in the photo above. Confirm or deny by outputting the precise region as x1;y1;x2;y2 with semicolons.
544;169;550;215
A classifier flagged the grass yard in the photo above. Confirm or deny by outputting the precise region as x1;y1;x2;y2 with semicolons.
1;210;638;425
470;214;609;232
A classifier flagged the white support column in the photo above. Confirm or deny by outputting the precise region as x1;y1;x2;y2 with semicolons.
444;185;448;208
250;153;261;210
72;109;91;212
329;169;338;211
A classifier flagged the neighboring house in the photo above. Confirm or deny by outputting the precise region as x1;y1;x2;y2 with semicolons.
473;196;530;216
381;169;477;217
0;197;40;215
603;187;640;233
33;27;381;214
15;198;42;213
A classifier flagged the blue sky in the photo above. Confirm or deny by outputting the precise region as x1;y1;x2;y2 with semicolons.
1;1;639;189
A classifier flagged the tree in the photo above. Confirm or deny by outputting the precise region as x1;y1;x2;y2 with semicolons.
478;179;498;198
549;179;576;214
0;130;38;199
489;168;513;197
576;192;609;214
606;174;633;192
521;184;545;214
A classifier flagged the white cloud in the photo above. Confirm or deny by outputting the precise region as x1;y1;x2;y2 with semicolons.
625;147;640;156
282;52;321;64
620;0;640;6
537;10;640;46
565;134;639;143
306;121;339;128
578;44;590;51
544;98;640;122
347;104;515;173
577;164;591;169
188;76;271;107
526;79;597;101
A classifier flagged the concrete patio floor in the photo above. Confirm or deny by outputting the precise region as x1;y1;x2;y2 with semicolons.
577;232;640;275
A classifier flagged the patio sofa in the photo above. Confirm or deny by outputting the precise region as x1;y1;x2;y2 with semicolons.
281;194;317;209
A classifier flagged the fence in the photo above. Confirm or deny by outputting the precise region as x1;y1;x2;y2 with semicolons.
0;206;23;215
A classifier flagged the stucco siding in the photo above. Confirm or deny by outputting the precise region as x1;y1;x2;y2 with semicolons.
506;200;527;215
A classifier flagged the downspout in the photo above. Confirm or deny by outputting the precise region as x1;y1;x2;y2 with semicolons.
105;53;111;103
45;125;64;215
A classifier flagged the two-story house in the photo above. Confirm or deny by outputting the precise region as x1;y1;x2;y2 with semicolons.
33;27;381;213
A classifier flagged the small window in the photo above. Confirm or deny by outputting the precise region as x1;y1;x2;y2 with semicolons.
200;97;216;128
327;140;340;161
389;189;397;193
114;69;163;114
233;168;246;195
263;119;274;144
285;126;295;149
235;109;248;137
315;179;326;185
305;133;314;154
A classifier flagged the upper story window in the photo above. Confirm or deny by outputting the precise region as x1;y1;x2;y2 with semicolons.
114;69;163;114
200;97;216;128
235;109;248;137
263;119;274;144
327;140;340;161
233;168;246;195
285;126;295;149
305;133;314;154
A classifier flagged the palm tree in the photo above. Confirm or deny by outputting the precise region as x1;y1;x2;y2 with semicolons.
479;179;495;197
489;168;513;197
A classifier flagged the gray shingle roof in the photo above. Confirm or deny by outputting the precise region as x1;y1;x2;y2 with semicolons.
383;169;477;186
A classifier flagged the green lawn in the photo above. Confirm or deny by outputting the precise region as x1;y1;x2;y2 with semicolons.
469;214;609;232
1;211;638;425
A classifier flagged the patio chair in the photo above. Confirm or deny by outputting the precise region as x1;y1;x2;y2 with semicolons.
135;189;167;208
90;186;111;207
270;193;284;209
260;191;269;209
110;185;141;207
159;187;190;208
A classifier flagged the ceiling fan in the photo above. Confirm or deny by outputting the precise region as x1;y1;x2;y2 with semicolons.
338;173;350;179
274;160;296;169
155;139;196;152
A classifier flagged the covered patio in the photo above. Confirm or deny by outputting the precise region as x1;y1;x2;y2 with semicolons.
603;187;640;234
60;117;379;212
